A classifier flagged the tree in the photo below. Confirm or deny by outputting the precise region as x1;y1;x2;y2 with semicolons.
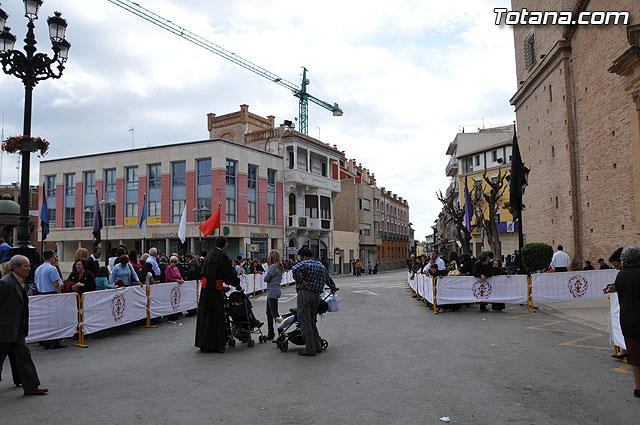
470;170;508;260
436;189;472;254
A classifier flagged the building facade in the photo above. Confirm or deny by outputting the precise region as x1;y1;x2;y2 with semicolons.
510;0;640;267
378;187;410;271
208;105;341;268
39;139;284;266
445;125;518;258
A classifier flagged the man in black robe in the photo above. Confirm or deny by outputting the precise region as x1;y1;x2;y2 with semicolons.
195;236;240;353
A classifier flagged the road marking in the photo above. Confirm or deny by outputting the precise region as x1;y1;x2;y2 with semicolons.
353;290;379;296
613;364;632;374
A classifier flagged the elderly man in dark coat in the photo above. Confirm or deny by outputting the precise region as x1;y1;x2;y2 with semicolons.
0;255;48;395
195;237;241;353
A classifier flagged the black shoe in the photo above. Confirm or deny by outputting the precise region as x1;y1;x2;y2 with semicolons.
634;389;640;398
266;333;275;340
298;352;316;357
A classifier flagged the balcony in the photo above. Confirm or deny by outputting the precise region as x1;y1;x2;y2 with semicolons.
288;216;333;231
445;156;458;177
284;169;341;194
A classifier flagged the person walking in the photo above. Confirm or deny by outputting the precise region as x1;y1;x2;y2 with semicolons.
263;249;284;340
0;255;49;395
603;245;640;398
195;236;241;353
549;245;571;272
368;261;373;275
292;247;337;356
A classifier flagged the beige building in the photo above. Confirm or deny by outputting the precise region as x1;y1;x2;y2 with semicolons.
333;157;382;273
510;1;640;268
208;105;342;268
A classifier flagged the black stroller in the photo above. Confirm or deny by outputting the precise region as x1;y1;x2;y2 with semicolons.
275;293;332;353
225;291;266;348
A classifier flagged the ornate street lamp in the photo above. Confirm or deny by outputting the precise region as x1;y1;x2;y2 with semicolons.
0;1;70;268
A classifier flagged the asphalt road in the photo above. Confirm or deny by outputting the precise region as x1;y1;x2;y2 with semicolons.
0;270;637;424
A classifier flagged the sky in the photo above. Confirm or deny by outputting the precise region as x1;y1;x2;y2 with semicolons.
0;0;516;241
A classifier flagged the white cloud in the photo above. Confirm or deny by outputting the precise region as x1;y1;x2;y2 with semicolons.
0;0;516;242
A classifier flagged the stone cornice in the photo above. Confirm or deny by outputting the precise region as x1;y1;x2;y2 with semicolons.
510;39;571;109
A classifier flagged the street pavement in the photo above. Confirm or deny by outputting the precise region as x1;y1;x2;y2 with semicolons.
0;270;637;424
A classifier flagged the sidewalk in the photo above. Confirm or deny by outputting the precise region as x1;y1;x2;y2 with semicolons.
536;299;611;333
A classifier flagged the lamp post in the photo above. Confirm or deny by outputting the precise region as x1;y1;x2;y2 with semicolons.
100;199;116;258
192;205;209;255
0;1;70;265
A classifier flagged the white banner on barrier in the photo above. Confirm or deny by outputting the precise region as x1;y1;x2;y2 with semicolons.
435;275;528;305
149;281;198;318
26;293;78;343
83;286;148;335
609;293;626;350
531;270;618;303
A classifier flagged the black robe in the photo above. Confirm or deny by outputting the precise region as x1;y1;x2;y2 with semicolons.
195;248;240;352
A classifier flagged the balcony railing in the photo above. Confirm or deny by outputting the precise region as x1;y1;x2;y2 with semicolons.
445;156;458;176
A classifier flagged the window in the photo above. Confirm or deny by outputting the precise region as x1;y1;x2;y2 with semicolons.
248;201;257;224
46;176;56;197
361;198;370;211
172;162;186;187
104;169;116;193
126;202;137;218
305;195;318;218
148;164;161;189
172;199;185;223
475;155;480;166
524;31;536;70
48;208;56;229
196;198;212;222
84;205;94;227
197;159;211;185
248;164;257;224
462;157;473;173
225;160;236;222
361;223;371;236
474;180;483;201
267;169;276;225
320;196;331;219
65;207;74;228
297;149;307;171
148;201;161;217
492;150;498;162
287;149;294;169
104;204;115;226
64;174;75;196
248;165;257;189
289;193;296;216
126;167;138;190
84;171;95;195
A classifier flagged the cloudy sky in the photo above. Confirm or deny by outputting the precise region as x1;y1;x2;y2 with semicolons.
0;0;516;240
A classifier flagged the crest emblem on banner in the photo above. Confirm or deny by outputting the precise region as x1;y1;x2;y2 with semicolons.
567;275;588;298
472;280;492;300
111;293;126;322
170;287;181;311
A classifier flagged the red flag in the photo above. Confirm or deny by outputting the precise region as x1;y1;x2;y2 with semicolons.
198;206;221;237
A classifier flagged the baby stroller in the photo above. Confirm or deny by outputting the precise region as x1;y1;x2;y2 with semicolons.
225;291;266;348
275;292;336;353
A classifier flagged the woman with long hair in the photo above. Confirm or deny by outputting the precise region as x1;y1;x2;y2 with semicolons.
263;249;284;340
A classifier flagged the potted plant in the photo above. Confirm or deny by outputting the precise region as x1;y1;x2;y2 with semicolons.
1;135;50;157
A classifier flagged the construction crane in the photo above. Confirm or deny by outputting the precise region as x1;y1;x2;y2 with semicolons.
107;0;343;135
